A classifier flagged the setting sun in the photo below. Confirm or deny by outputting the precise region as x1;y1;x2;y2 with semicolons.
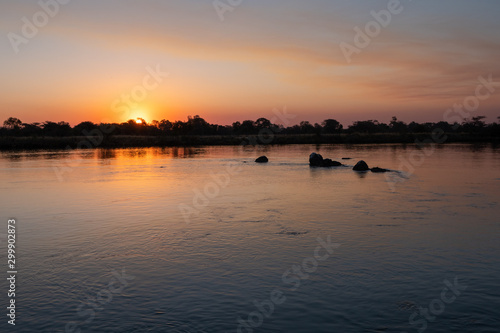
129;108;150;125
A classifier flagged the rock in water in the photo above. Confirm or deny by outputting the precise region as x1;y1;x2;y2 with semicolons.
371;167;389;173
322;159;343;167
353;160;370;171
309;153;324;166
255;156;269;163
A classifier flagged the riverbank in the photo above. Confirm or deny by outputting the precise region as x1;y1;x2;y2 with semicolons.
0;133;498;150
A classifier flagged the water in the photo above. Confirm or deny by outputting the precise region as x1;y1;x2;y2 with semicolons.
0;144;499;333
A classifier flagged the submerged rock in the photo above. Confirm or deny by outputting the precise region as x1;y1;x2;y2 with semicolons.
353;160;370;171
342;157;352;160
309;153;324;166
255;156;269;163
371;167;389;173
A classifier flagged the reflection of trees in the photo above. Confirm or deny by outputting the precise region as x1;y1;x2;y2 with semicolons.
124;149;148;158
77;150;96;160
171;147;201;158
97;149;116;160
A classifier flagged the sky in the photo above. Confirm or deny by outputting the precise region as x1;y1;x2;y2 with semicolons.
1;0;499;126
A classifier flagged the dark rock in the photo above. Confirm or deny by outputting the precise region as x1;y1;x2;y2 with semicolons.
371;167;389;173
255;156;269;163
309;153;324;166
322;159;343;167
353;160;370;171
342;157;352;160
310;152;343;167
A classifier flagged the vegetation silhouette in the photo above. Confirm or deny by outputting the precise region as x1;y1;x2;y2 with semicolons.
1;115;499;150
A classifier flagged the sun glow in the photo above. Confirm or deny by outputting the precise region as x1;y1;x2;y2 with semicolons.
129;108;150;124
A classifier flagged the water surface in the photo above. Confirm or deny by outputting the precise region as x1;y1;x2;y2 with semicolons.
0;144;499;332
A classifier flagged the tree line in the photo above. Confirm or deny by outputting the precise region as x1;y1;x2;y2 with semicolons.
1;115;499;138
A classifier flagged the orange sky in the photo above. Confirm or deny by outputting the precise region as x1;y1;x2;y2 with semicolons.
1;0;499;126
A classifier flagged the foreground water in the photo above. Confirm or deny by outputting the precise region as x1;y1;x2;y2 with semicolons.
0;144;499;333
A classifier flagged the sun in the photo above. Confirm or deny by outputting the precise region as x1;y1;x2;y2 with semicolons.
129;109;149;124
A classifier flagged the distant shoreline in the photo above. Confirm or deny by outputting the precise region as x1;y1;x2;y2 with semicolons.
0;133;498;151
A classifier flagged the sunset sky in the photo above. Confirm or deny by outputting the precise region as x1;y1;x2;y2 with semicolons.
1;0;499;126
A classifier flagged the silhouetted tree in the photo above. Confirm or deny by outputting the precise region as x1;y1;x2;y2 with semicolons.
322;119;342;133
3;117;23;129
389;117;407;133
186;115;211;135
232;121;241;133
239;120;255;134
74;121;97;135
159;119;173;133
172;120;186;134
21;122;42;136
488;117;500;136
462;116;486;133
408;121;430;133
255;118;271;129
314;123;323;135
299;121;315;134
348;120;381;133
42;121;71;136
433;121;455;133
2;114;500;144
